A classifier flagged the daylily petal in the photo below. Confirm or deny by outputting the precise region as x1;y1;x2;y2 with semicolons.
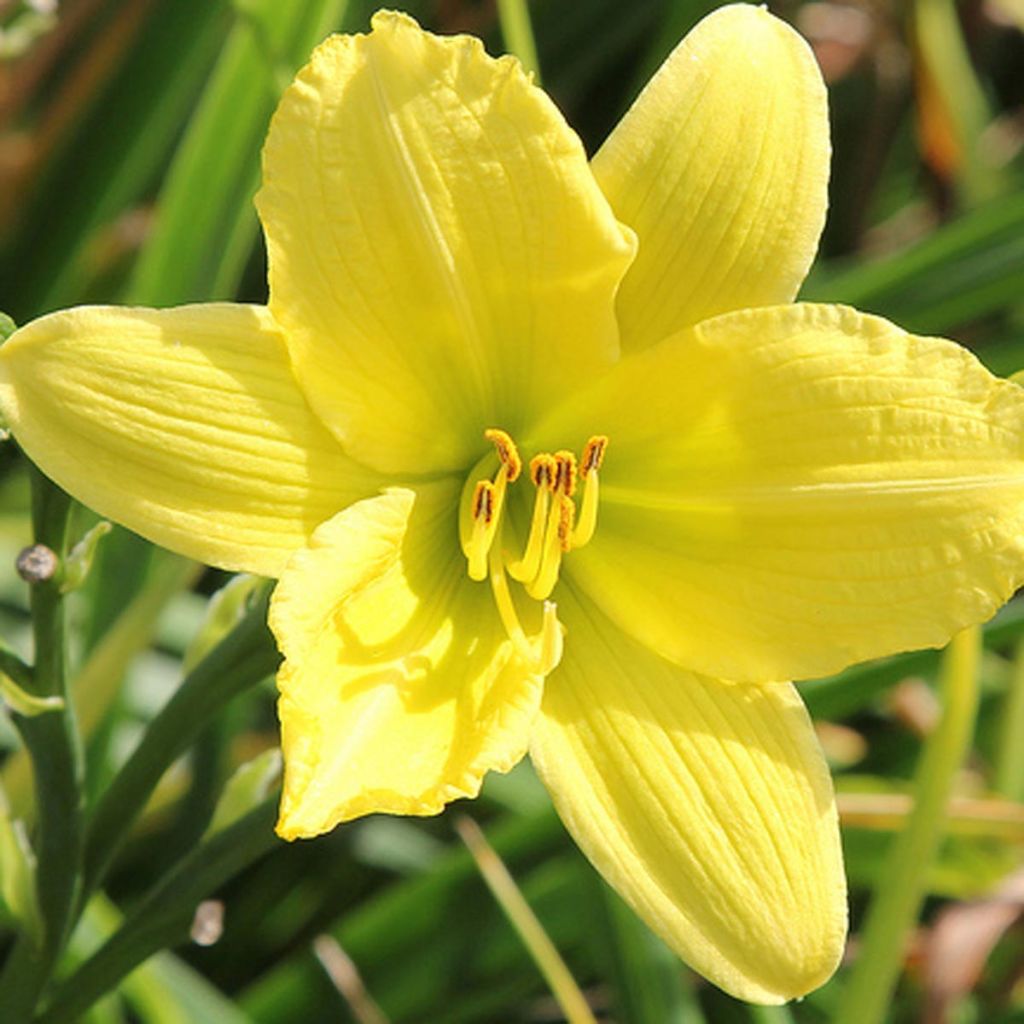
592;5;829;351
0;304;377;577
539;303;1024;682
256;10;634;475
271;483;545;838
531;589;846;1004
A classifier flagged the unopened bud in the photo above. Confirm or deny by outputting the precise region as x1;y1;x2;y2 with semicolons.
16;544;58;584
191;900;225;946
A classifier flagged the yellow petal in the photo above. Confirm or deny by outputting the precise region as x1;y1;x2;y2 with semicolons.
271;482;544;838
256;11;634;475
0;304;377;577
540;303;1024;682
531;590;846;1004
593;5;829;351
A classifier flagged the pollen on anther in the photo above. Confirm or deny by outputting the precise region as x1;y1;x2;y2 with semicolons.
557;497;576;551
472;480;495;524
484;428;522;482
553;451;578;497
530;454;555;489
582;435;608;477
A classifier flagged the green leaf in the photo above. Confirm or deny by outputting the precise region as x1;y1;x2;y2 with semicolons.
81;585;278;899
596;882;704;1024
127;0;351;305
67;893;252;1024
0;670;63;717
0;312;16;342
39;799;280;1024
805;192;1024;336
60;521;113;595
239;811;582;1023
1;1;231;317
912;0;1005;205
0;786;41;947
206;748;282;839
183;574;264;674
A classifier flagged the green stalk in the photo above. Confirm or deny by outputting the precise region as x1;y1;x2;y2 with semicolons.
37;797;280;1024
913;0;1004;205
456;816;595;1024
995;640;1024;801
0;470;83;1020
496;0;540;79
79;586;278;904
835;627;981;1024
748;1006;795;1024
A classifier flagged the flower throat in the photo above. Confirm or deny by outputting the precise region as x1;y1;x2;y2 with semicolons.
459;428;607;676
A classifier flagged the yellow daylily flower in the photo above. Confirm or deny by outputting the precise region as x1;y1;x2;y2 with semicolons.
2;4;1024;1004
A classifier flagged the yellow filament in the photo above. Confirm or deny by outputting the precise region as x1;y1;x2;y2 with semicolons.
527;495;569;601
570;436;607;549
538;601;564;674
488;539;534;664
571;471;599;548
466;466;509;581
488;539;562;673
507;456;555;583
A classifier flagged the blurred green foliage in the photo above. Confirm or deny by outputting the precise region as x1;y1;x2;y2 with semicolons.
0;0;1023;1021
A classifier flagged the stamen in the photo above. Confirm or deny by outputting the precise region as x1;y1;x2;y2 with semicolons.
530;453;555;489
484;428;522;482
508;454;555;583
553;450;577;497
465;468;510;581
460;430;604;655
527;494;570;601
460;429;523;582
487;539;535;665
558;497;575;552
488;541;564;674
581;435;608;477
472;480;494;524
572;435;608;548
538;601;564;674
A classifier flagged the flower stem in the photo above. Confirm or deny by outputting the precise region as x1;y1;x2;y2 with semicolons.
994;640;1024;800
835;627;981;1024
496;0;540;80
0;469;83;1020
747;1006;795;1024
456;815;595;1024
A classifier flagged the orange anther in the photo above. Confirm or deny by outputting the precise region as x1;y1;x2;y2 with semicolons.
472;480;495;524
484;428;522;482
553;451;577;497
581;435;608;477
529;454;555;489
